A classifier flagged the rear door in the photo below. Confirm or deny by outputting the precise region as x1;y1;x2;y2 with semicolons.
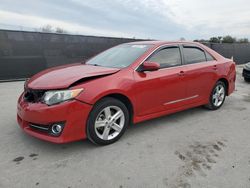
133;45;187;116
181;45;218;104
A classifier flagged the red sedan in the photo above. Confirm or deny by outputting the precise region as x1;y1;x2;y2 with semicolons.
17;41;236;145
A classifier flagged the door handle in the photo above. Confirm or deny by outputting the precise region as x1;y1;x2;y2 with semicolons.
213;65;218;70
178;71;185;76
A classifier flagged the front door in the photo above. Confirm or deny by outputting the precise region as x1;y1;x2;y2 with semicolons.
133;46;187;116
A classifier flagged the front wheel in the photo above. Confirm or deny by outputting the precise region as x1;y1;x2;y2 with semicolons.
86;97;129;145
205;81;226;110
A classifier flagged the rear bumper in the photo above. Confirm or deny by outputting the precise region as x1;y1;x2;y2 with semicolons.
17;93;92;143
227;68;236;96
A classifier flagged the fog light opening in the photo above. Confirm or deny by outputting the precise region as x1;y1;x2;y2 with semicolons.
51;124;63;135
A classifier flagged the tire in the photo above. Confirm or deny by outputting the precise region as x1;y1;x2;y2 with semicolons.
205;81;226;110
244;77;250;82
86;97;129;145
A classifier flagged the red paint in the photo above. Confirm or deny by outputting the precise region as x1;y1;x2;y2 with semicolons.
17;93;92;143
141;61;160;71
17;41;236;143
27;64;119;90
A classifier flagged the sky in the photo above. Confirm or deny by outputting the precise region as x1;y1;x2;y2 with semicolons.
0;0;250;40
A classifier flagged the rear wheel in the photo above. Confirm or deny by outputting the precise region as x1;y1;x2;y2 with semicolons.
86;97;129;145
205;81;226;110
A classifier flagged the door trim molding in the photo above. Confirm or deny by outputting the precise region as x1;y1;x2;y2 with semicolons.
164;95;199;105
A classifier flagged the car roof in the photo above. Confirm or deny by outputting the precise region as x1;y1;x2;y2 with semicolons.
126;40;200;46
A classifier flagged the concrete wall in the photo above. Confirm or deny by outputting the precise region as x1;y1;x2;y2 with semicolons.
1;29;250;80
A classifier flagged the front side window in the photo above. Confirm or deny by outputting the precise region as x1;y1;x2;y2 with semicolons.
183;46;206;64
86;44;152;68
147;47;182;68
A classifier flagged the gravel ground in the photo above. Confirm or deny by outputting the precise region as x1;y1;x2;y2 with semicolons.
0;65;249;188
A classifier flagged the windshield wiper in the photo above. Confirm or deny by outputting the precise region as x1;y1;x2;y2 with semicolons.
88;63;101;66
81;61;100;66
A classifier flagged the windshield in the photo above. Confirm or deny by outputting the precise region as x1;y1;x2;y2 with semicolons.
86;44;152;68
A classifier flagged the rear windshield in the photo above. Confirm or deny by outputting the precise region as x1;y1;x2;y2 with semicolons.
86;44;152;68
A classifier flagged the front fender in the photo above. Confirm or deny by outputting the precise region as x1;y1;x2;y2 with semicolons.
74;69;135;105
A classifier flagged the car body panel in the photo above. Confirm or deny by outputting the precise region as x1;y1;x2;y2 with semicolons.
133;66;187;116
243;69;250;79
243;62;250;79
27;63;120;90
74;68;135;104
182;60;218;103
17;41;236;143
17;93;92;143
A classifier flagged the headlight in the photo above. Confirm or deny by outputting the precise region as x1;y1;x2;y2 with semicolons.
43;88;83;105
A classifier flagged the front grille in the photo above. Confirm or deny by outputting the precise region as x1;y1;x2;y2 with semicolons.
24;89;46;103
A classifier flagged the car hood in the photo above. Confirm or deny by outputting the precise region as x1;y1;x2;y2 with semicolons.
27;64;120;90
244;62;250;70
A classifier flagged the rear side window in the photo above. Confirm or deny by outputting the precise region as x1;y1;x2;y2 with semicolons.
205;52;215;61
183;46;206;64
148;47;182;68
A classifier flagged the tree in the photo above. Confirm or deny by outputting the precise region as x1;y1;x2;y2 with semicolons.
218;36;222;43
41;24;53;33
55;27;67;34
222;35;236;43
238;38;249;43
193;39;207;43
209;37;220;43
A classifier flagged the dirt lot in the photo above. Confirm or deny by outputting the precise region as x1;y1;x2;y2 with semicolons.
0;65;249;188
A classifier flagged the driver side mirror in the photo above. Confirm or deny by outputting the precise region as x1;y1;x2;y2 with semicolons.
138;61;160;72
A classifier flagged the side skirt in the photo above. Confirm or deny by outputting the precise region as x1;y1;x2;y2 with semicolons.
133;100;207;124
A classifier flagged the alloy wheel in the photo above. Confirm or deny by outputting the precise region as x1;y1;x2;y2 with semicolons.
94;106;125;140
212;84;225;107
